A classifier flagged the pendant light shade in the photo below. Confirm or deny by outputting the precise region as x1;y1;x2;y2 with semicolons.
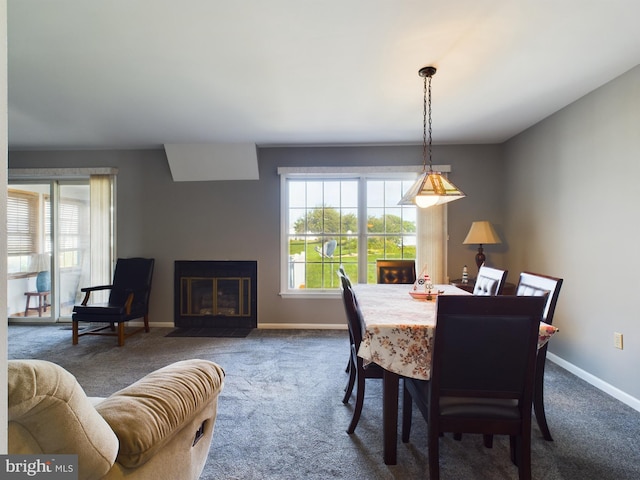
399;66;465;208
399;171;466;207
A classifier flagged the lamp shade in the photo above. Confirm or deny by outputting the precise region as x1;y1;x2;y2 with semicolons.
29;253;51;272
463;221;501;245
398;171;466;207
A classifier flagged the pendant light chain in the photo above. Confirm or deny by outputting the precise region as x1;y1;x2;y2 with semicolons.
424;73;433;173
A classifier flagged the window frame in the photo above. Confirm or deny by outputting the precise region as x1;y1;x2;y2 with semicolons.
279;165;451;298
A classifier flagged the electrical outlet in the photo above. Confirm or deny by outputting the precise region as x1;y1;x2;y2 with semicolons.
614;332;623;350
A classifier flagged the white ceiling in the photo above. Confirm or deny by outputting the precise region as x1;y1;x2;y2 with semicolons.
7;0;640;150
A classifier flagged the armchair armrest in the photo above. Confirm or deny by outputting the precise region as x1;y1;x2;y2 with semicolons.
80;285;113;292
79;284;114;306
95;359;225;469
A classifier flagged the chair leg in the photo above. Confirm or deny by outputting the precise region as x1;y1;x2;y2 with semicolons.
534;350;553;441
342;356;356;404
483;434;494;448
143;314;150;333
520;434;532;480
346;359;366;434
512;433;531;480
510;435;518;466
428;425;440;480
401;382;413;443
117;322;125;347
72;321;79;345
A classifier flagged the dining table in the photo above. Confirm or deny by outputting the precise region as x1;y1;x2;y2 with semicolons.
353;283;559;465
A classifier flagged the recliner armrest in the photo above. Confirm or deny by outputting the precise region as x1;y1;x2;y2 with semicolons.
95;359;225;469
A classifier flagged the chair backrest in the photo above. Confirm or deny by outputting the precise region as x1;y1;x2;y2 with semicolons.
516;271;563;325
376;259;417;284
337;264;352;286
432;295;546;402
472;265;508;296
338;271;365;347
109;258;155;314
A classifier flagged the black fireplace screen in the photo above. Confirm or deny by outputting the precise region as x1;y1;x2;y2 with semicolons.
175;261;257;328
180;277;250;317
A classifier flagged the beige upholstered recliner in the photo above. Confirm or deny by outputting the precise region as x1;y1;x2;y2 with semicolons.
8;358;225;480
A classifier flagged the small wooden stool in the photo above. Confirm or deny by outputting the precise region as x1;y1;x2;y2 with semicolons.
24;291;50;317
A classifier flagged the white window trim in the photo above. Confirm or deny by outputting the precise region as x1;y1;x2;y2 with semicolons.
9;167;118;180
278;165;451;298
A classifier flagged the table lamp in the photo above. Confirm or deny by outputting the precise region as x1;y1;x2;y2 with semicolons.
463;221;501;271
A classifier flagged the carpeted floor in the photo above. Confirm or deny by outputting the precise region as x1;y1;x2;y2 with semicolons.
7;325;640;479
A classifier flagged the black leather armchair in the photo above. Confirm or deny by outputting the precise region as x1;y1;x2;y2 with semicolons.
72;257;155;346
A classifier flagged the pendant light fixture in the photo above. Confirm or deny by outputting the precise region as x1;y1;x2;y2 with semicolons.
399;66;465;208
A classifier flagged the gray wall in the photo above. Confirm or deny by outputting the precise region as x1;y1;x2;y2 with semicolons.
504;65;640;401
9;144;505;328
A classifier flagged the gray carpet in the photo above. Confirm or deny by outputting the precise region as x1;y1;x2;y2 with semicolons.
7;325;640;480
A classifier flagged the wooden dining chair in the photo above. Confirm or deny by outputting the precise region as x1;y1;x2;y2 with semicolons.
402;295;547;480
338;271;384;434
472;264;508;295
516;271;563;441
376;259;417;284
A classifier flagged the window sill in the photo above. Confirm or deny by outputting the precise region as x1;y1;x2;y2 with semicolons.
8;272;37;280
279;290;342;299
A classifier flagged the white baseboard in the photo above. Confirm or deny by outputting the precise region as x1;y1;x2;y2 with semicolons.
547;352;640;413
146;322;174;328
147;322;347;330
257;323;346;330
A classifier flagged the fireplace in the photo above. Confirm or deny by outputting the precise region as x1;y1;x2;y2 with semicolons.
174;261;257;329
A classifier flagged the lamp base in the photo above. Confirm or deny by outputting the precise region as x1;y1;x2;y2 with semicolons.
475;245;485;270
36;271;51;292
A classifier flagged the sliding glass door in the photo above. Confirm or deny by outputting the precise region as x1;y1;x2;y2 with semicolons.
7;175;114;322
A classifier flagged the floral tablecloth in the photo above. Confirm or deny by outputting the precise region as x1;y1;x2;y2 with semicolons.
354;283;559;381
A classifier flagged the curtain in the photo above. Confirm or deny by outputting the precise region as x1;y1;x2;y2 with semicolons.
416;204;447;283
89;174;114;303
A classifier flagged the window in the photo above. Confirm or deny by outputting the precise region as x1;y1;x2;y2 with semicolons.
7;188;40;274
280;167;427;295
366;180;417;280
44;193;89;269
